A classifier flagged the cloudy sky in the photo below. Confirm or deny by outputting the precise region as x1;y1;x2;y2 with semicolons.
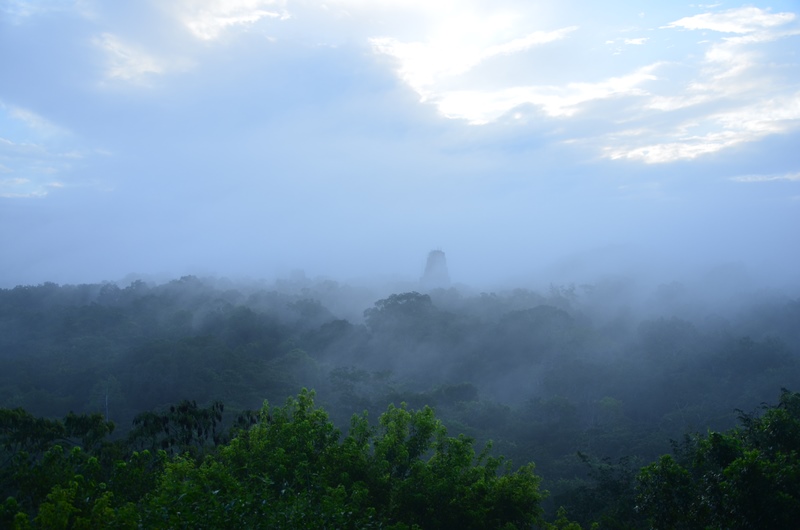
1;0;799;288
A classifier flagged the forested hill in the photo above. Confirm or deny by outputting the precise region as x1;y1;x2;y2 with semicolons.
1;276;799;528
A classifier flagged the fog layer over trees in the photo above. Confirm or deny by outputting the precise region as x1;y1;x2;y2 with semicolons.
1;272;799;527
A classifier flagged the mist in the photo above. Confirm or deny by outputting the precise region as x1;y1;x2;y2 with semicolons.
2;2;800;525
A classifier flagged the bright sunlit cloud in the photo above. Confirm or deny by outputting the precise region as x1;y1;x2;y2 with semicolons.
169;0;290;41
434;65;659;123
605;92;800;163
370;24;577;99
665;6;795;33
594;6;800;163
363;3;800;165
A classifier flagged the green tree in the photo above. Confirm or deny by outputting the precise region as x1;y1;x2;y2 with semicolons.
128;400;224;457
141;390;545;529
636;389;800;529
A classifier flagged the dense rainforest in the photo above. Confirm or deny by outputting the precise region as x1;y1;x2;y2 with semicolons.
1;275;799;528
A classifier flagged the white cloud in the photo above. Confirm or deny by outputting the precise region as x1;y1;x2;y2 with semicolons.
483;27;578;57
0;176;63;198
169;0;290;41
6;0;799;170
604;132;740;163
594;6;800;163
5;105;69;137
665;6;795;34
434;65;659;123
93;33;196;84
370;25;576;99
0;133;86;196
604;92;800;163
369;15;585;125
645;93;712;112
94;33;166;82
0;136;45;157
0;183;66;198
730;172;800;183
649;7;797;100
365;2;798;163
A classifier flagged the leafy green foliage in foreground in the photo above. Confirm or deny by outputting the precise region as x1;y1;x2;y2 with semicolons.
3;389;800;529
636;388;800;530
2;390;545;529
0;389;800;530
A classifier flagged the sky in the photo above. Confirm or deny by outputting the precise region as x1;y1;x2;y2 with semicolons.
1;0;799;290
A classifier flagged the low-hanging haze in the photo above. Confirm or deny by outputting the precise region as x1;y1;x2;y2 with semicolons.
1;0;799;289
